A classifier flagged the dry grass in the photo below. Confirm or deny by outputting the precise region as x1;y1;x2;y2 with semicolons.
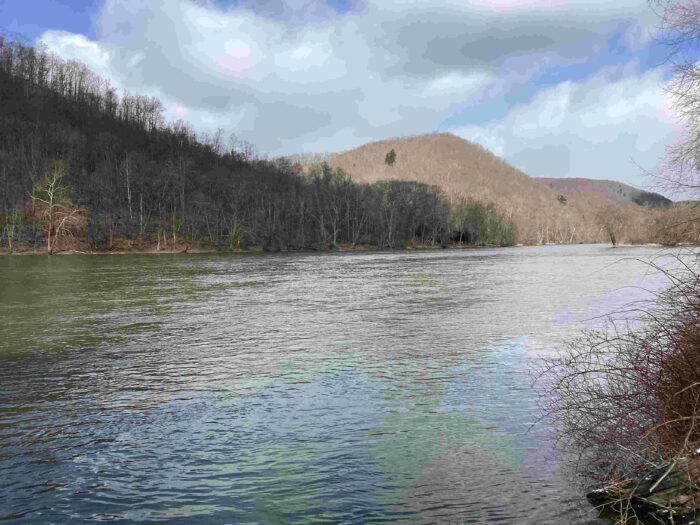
323;133;698;246
656;300;700;456
327;133;616;244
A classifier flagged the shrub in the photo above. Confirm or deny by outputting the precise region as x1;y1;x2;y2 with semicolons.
449;202;516;246
538;255;700;486
656;300;700;456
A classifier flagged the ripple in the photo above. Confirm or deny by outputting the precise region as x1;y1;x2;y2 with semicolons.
0;246;679;523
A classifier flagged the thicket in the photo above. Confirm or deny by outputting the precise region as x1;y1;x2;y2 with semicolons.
537;2;700;522
0;36;514;252
539;259;700;521
449;202;516;246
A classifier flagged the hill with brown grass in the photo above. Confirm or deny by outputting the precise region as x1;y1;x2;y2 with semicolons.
536;177;672;208
282;133;697;245
327;133;613;244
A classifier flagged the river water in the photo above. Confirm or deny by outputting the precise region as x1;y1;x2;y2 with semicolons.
0;245;678;523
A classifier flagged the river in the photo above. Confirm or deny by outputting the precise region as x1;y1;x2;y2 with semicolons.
0;245;677;523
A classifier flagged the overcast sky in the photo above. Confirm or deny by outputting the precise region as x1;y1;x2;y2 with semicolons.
1;0;683;188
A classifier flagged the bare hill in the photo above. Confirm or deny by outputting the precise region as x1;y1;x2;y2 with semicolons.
328;133;612;244
536;177;672;208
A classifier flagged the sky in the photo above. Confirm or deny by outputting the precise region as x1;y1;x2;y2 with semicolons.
0;0;685;188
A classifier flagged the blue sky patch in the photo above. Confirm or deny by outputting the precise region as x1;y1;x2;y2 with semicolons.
1;0;102;41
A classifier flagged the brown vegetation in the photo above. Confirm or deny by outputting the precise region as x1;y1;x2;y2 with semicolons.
540;262;700;475
538;260;700;523
328;133;597;244
0;37;458;254
324;133;698;246
537;177;672;207
0;234;216;256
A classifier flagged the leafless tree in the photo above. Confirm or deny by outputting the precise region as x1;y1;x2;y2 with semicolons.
653;0;700;198
31;163;69;254
31;162;83;254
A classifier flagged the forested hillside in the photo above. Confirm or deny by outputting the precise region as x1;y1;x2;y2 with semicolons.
536;177;672;207
0;37;697;253
0;37;462;253
326;134;700;245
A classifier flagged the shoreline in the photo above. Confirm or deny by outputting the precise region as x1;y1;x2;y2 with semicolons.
0;243;466;257
0;241;688;257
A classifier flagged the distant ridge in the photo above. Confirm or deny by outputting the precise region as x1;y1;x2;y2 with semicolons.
536;177;672;208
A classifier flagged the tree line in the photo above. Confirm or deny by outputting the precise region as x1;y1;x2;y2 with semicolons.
0;35;515;253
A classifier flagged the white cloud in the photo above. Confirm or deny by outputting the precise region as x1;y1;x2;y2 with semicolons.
38;0;496;154
40;31;111;76
452;66;681;188
422;72;491;97
36;0;669;162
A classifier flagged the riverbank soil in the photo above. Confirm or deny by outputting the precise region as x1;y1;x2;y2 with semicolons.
588;456;700;524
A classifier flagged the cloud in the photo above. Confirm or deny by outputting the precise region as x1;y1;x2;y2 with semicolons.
39;31;111;76
452;65;682;188
36;0;668;168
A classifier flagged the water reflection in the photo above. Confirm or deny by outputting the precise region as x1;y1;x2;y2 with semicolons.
0;246;680;523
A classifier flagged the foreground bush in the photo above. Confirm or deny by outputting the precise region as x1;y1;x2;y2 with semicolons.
538;254;700;520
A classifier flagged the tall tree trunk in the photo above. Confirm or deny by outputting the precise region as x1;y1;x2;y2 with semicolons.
125;154;133;220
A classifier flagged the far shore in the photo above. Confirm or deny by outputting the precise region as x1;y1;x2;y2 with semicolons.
1;241;689;257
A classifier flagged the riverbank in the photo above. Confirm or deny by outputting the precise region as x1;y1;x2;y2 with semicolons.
0;241;220;256
1;240;685;256
539;250;700;525
588;456;700;524
0;240;506;256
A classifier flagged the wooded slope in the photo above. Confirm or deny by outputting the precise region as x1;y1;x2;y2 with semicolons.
537;177;672;207
325;133;700;245
329;134;609;244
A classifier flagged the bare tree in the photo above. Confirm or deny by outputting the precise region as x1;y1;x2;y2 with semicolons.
653;0;700;198
31;162;83;254
31;163;68;254
1;211;20;252
595;203;627;246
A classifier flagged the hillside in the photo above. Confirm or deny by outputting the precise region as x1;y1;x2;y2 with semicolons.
327;133;613;244
0;37;455;253
536;177;672;208
2;35;696;251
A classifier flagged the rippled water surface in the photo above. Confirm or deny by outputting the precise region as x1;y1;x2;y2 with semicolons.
0;245;677;523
